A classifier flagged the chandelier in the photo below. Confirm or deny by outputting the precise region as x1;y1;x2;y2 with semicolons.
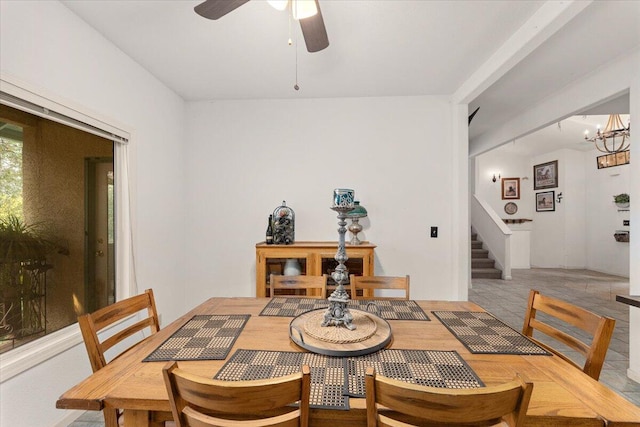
584;114;630;154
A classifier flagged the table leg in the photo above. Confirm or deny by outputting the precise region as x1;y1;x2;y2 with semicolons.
123;409;151;427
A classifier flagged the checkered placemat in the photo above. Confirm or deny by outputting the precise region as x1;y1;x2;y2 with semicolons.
214;349;484;410
345;349;484;397
214;349;348;410
432;311;550;355
260;298;430;321
143;314;250;362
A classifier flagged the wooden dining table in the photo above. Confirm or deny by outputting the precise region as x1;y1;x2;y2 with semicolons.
57;297;640;426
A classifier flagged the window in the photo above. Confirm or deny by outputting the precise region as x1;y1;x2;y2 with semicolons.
0;104;115;353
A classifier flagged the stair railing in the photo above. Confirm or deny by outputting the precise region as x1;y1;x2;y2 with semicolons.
471;195;512;280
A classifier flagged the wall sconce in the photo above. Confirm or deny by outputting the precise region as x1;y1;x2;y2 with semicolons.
492;173;501;183
556;192;563;204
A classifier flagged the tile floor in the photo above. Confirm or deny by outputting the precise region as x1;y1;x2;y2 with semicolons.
67;410;104;427
470;268;640;407
68;268;640;426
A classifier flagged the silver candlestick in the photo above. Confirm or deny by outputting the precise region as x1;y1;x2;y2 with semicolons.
322;189;356;330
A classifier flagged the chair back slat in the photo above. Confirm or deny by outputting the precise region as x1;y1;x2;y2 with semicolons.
528;318;591;356
530;292;604;332
350;275;409;300
183;407;301;427
522;289;615;380
164;362;311;427
365;367;532;427
270;274;327;298
89;291;159;331
99;317;158;355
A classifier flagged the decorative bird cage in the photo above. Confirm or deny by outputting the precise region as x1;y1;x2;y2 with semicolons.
272;201;295;245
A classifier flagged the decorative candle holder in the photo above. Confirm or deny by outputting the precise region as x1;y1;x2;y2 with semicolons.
322;189;356;330
333;188;355;208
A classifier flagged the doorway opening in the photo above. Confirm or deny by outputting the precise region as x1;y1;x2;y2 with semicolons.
85;158;115;313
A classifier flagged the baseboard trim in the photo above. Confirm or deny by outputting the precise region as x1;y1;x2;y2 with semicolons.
627;368;640;384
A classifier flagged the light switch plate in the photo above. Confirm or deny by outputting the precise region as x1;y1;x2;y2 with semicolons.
430;227;438;238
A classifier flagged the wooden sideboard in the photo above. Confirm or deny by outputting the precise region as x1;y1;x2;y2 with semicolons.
255;241;376;297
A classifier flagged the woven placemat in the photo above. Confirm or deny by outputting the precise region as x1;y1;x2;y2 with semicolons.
214;348;485;409
345;349;484;397
260;298;430;321
432;311;550;355
143;314;250;362
214;349;348;410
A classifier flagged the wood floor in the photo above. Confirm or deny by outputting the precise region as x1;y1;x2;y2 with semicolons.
67;268;640;426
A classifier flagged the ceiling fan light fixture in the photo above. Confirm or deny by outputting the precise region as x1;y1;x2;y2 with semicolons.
267;0;288;11
292;0;317;20
194;0;328;53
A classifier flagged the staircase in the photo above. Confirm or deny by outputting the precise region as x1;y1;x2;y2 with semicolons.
471;233;502;279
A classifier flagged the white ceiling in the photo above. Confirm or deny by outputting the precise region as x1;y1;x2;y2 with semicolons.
61;0;639;154
494;113;631;158
468;1;639;141
61;0;544;100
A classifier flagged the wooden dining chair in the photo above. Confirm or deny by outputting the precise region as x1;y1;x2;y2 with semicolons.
163;362;311;427
522;289;615;381
270;274;327;298
365;367;533;427
78;288;161;427
349;275;410;300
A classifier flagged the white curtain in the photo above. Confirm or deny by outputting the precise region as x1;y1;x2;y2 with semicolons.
114;141;138;299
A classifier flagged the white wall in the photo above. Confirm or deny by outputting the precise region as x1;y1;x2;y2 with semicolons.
628;50;640;384
184;96;458;303
0;1;186;426
475;147;533;269
476;148;533;219
529;149;587;269
562;150;587;269
585;150;630;276
476;143;629;276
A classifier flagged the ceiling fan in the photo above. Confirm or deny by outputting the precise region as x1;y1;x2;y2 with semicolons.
194;0;329;53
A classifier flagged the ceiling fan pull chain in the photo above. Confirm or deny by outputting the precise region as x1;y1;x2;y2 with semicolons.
288;2;293;46
294;36;300;91
293;6;300;91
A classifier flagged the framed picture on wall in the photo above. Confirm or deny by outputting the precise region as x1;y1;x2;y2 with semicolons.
536;191;555;212
533;160;558;190
597;156;608;169
596;151;630;169
501;177;520;200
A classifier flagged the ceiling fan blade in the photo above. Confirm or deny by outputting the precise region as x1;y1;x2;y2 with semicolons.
468;106;480;125
299;0;329;52
194;0;250;20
